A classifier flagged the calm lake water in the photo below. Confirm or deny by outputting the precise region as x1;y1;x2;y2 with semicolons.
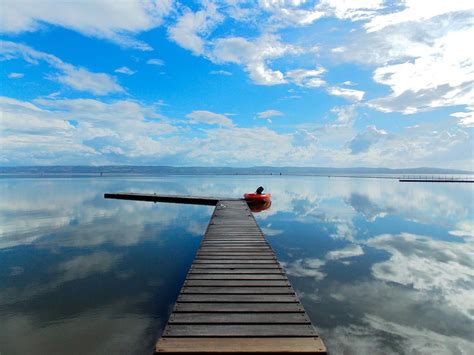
0;175;473;354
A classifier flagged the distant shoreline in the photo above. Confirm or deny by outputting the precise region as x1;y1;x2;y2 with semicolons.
0;165;472;176
1;172;473;183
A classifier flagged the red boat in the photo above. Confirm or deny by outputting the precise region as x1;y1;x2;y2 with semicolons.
243;192;272;202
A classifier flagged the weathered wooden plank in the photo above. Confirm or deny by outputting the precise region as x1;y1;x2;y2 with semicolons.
185;280;290;287
205;235;264;238
207;228;262;230
208;228;260;230
198;247;272;251
194;257;276;260
209;225;259;227
191;264;280;269
197;251;272;254
205;237;264;240
207;225;261;227
207;231;262;234
156;337;327;353
196;252;274;255
188;269;284;274
202;241;267;244
198;246;267;249
199;246;269;249
174;303;305;313
204;235;264;238
209;220;255;222
197;251;272;255
205;236;264;238
185;274;286;280
195;255;275;259
207;231;261;233
204;238;264;240
195;255;275;260
199;242;264;245
169;313;310;324
204;232;261;234
163;324;318;337
193;260;275;264
182;286;294;294
199;245;268;249
202;243;265;245
177;294;298;303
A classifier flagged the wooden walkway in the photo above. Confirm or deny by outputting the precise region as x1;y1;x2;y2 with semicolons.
104;194;326;353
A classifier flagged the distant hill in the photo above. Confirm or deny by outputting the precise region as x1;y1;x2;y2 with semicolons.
0;166;472;175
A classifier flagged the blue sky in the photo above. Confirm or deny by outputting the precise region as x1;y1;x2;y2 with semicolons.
0;0;473;168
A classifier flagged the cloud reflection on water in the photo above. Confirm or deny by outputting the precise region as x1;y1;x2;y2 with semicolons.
0;176;473;354
255;177;473;353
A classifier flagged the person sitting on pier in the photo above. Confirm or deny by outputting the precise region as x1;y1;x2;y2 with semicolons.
256;186;264;195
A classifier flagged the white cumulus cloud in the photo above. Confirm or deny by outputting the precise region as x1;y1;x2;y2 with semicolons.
7;72;24;79
328;86;365;101
326;244;364;260
147;58;165;66
168;1;223;55
210;69;232;76
286;67;326;88
0;0;173;50
257;110;284;119
114;67;136;75
347;125;387;154
211;34;297;85
367;233;474;319
185;110;234;127
365;0;474;32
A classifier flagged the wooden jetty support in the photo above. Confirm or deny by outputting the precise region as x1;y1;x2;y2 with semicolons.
105;193;326;354
104;192;226;205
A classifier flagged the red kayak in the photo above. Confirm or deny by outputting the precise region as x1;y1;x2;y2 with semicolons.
244;193;272;212
243;193;272;202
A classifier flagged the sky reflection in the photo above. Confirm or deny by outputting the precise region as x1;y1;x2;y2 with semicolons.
0;176;473;354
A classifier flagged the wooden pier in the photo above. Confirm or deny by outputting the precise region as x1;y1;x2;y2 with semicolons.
399;179;473;183
105;193;326;354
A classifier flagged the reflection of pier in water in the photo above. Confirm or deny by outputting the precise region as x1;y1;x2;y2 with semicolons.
104;192;326;354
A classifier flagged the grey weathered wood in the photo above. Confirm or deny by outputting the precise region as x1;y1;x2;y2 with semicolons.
155;337;326;353
182;286;294;294
186;274;287;280
197;251;273;255
177;294;299;303
197;250;272;254
191;264;280;269
169;313;310;324
194;259;276;264
174;303;305;313
185;280;289;286
195;255;275;258
202;242;266;244
188;269;285;274
195;255;276;260
199;246;268;248
195;255;275;259
199;246;271;250
204;241;266;243
163;324;319;337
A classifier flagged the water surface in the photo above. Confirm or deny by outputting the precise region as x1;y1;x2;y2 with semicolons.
0;176;473;354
